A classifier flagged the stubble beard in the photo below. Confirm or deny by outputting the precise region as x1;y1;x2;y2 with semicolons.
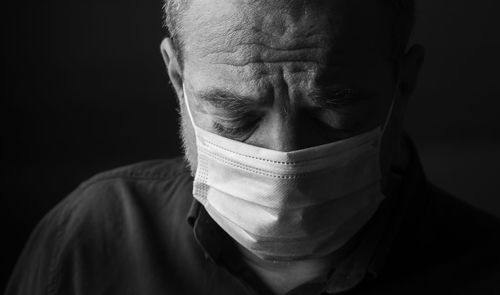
178;100;198;177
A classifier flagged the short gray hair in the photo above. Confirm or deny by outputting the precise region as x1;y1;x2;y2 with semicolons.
162;0;415;62
162;0;189;64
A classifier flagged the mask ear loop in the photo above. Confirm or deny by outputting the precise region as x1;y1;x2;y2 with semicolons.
182;83;200;136
381;68;401;137
379;67;401;191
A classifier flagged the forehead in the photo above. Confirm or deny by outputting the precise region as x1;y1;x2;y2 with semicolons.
180;0;391;93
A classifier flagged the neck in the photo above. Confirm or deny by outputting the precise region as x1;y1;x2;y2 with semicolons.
238;246;338;295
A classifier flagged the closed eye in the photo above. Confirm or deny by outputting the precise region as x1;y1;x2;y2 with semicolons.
212;115;261;139
313;108;362;132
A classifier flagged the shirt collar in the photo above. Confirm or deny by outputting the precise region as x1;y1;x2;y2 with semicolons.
187;199;225;263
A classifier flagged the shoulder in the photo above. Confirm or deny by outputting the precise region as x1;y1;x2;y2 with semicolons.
383;182;500;293
421;183;500;250
6;157;194;295
82;157;190;184
64;157;192;223
72;157;192;205
55;157;193;240
397;134;500;256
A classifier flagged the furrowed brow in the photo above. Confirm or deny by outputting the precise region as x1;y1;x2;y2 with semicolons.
309;85;372;109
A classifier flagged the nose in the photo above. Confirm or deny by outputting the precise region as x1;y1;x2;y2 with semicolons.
259;111;340;152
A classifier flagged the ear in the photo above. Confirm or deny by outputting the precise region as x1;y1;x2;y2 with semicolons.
160;38;184;100
399;44;425;98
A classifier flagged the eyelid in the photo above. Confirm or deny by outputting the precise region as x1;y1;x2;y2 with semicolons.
213;122;255;139
213;110;261;124
215;115;259;129
313;108;361;133
212;115;261;138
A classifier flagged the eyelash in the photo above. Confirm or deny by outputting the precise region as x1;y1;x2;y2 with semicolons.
213;120;258;138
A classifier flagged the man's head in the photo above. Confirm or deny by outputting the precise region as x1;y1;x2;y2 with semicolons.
160;0;424;183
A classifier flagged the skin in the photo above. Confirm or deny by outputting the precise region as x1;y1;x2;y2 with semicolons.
161;0;424;293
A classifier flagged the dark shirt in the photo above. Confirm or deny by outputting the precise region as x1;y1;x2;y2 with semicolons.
5;139;500;295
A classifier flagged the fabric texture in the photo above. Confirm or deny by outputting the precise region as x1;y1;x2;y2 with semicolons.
5;137;500;295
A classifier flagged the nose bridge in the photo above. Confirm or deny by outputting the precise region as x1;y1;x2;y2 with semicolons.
264;78;312;151
266;111;322;152
267;115;297;152
263;71;332;152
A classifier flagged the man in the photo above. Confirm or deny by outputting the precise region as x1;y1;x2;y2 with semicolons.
5;0;500;294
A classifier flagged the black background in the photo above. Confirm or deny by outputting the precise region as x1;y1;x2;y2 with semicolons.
2;0;500;290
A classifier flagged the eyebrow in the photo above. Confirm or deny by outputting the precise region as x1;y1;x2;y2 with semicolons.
196;85;371;113
196;89;266;113
308;85;372;109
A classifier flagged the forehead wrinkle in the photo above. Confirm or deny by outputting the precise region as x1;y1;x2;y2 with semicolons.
200;56;322;93
184;0;389;66
245;0;337;39
200;30;333;67
184;1;338;66
192;26;332;65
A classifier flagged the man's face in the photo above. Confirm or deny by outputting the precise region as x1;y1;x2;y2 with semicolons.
162;0;421;175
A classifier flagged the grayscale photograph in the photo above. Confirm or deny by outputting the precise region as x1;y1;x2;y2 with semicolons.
3;0;500;294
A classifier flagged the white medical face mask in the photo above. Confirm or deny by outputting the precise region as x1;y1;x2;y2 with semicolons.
183;84;391;261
